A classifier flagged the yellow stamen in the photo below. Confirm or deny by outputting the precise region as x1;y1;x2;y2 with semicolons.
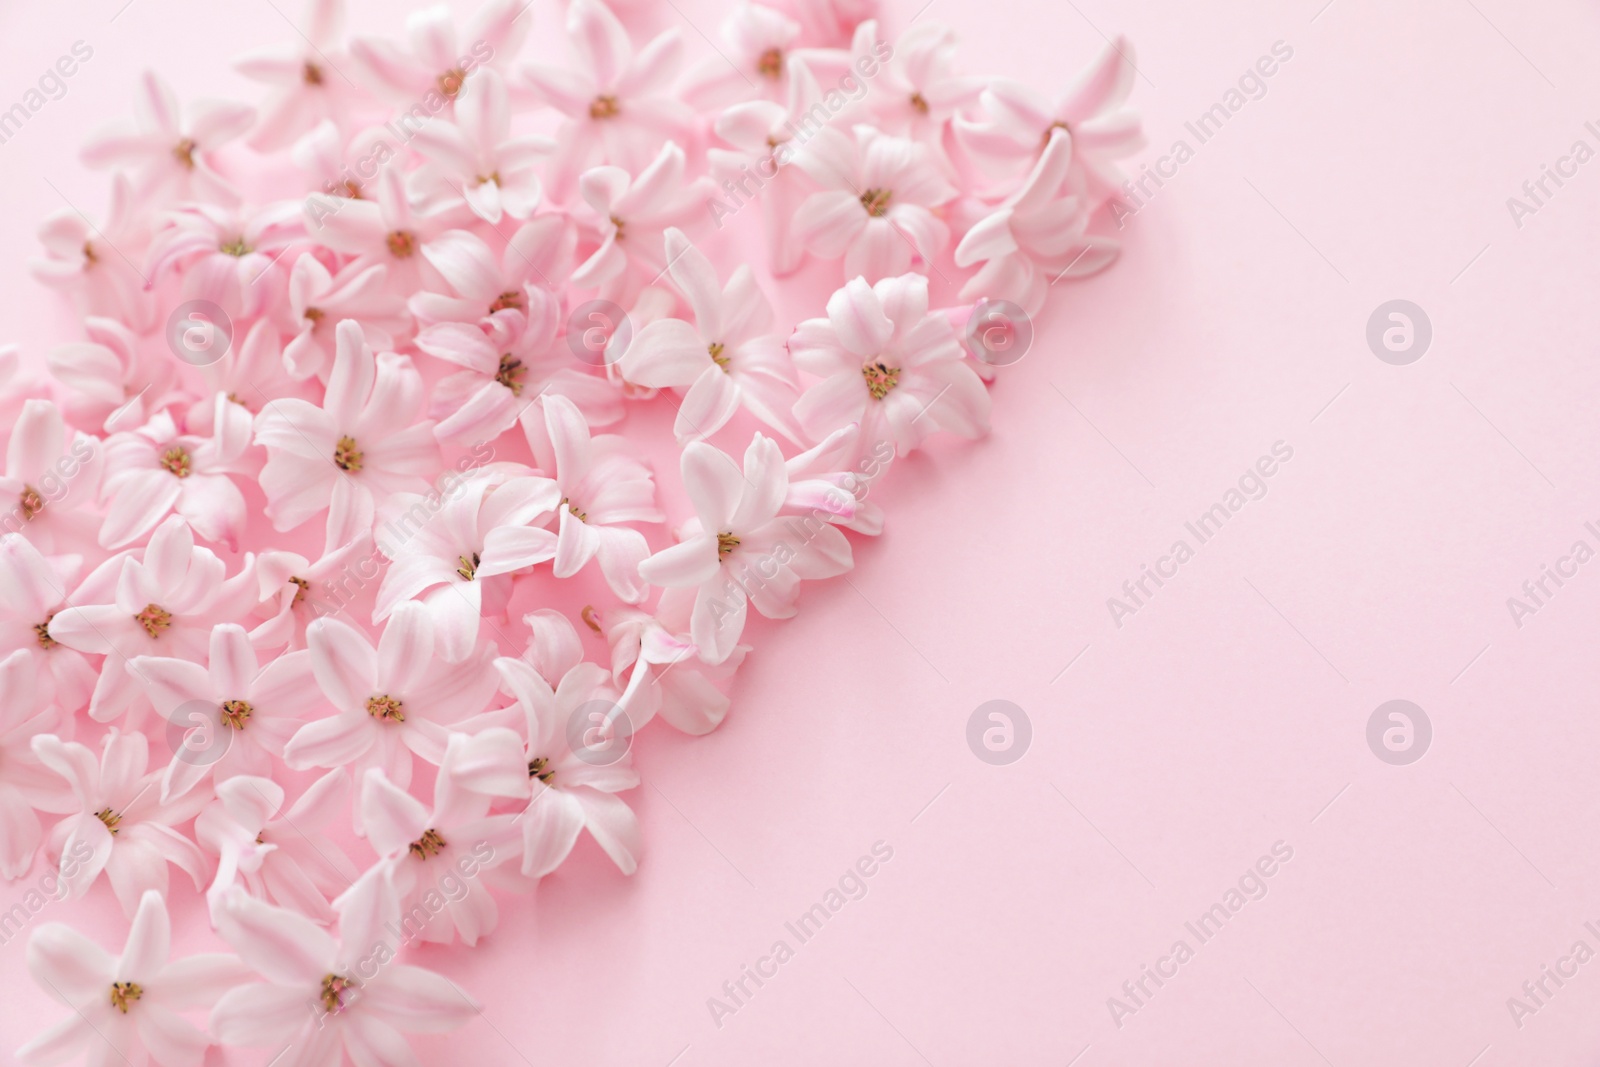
862;361;899;399
859;188;892;217
366;694;404;722
717;532;741;560
135;604;172;638
409;828;447;859
221;699;252;729
333;436;363;473
320;974;354;1014
160;447;191;478
589;95;620;119
109;982;143;1013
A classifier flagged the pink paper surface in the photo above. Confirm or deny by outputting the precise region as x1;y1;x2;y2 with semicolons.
2;0;1599;1064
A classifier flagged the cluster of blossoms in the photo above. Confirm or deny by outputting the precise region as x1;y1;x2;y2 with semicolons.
6;0;1139;1062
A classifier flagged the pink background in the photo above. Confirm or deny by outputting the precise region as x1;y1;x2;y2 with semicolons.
4;0;1600;1064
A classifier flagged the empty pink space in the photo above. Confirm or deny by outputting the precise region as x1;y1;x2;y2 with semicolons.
0;0;1598;1065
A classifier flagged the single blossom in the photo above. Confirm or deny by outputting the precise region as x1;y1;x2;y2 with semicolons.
0;648;75;880
619;228;805;444
530;393;661;602
284;254;403;381
411;68;549;224
415;289;572;446
852;20;984;153
791;273;990;455
191;320;315;431
48;317;179;433
210;891;479;1065
195;771;358;923
681;3;815;109
0;398;102;553
343;748;519;946
348;0;529;104
255;320;439;543
284;602;499;791
791;124;956;282
708;54;828;276
31;730;210;918
307;164;461;298
81;71;255;206
48;515;259;721
0;535;99;717
638;434;853;663
448;656;643;877
411;216;574;327
130;622;324;801
234;0;365;150
374;471;560;661
251;531;377;649
602;604;742;736
954;128;1119;315
98;399;254;550
18;889;250;1067
783;422;885;536
954;36;1144;203
569;142;714;301
522;0;694;198
145;202;304;323
30;173;152;328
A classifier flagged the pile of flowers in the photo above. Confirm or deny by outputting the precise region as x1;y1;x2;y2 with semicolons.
4;0;1139;1061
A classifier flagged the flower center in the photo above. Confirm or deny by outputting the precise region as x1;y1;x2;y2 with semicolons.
561;497;588;523
160;446;192;478
320;974;355;1014
716;531;741;560
35;615;56;649
219;237;252;257
96;807;122;834
303;62;324;85
409;828;447;859
489;290;525;313
305;307;326;324
173;138;197;169
475;170;502;188
289;576;310;606
589;95;620;119
580;605;601;633
758;48;783;79
83;242;99;265
19;485;43;520
610;214;626;240
386;230;416;258
109;982;143;1013
221;699;253;729
338;179;363;199
910;92;930;114
333;436;363;472
366;694;404;722
708;342;729;370
456;553;480;581
1042;119;1071;145
860;188;893;217
529;756;555;784
438;68;466;98
495;354;526;396
135;604;173;638
862;361;900;399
